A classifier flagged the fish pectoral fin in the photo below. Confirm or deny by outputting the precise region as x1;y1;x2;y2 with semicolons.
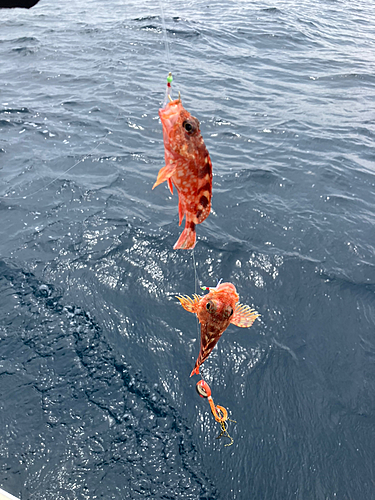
176;294;200;313
152;164;177;190
168;178;174;194
231;303;260;328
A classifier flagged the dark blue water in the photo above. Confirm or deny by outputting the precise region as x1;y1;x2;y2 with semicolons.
1;0;375;498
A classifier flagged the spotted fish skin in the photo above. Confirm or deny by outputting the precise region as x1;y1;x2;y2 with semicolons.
153;98;212;249
176;282;260;376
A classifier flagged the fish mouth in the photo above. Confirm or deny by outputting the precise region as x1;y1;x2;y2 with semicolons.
159;99;183;129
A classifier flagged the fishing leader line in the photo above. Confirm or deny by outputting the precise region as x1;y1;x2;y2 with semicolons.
158;4;236;446
158;0;202;342
158;0;172;73
157;6;232;447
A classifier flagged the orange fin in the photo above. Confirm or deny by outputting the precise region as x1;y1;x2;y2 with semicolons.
176;294;200;313
168;178;174;194
190;366;200;377
178;199;184;226
231;303;260;328
152;164;176;190
173;226;196;250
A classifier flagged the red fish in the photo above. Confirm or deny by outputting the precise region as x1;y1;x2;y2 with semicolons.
153;96;212;249
177;282;260;376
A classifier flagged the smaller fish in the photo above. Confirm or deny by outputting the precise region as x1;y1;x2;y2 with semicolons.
153;95;212;250
177;282;259;376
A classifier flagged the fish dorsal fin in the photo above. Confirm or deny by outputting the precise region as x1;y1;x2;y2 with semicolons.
231;303;260;328
176;294;200;314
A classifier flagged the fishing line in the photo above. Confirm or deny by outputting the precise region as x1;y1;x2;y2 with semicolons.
160;4;234;446
191;248;201;343
158;0;202;358
192;248;200;296
158;0;172;72
159;13;201;332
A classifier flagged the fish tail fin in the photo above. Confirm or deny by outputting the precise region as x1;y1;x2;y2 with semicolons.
190;366;200;377
152;164;176;191
173;223;196;250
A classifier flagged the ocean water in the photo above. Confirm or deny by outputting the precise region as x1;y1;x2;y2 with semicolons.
1;0;375;498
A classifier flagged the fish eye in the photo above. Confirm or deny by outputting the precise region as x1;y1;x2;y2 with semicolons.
183;121;194;134
206;301;212;311
229;308;233;317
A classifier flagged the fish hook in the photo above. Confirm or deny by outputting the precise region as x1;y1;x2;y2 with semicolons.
169;91;181;103
216;421;234;447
